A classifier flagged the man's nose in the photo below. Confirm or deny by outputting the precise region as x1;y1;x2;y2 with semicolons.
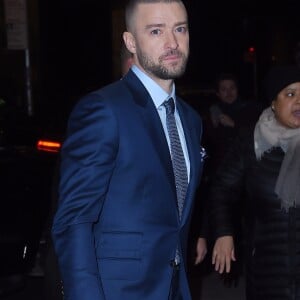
165;31;178;49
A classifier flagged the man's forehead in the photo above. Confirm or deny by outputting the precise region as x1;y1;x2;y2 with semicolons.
133;2;187;24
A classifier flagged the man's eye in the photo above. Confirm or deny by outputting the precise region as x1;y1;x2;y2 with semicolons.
151;29;161;35
176;26;187;33
287;92;294;97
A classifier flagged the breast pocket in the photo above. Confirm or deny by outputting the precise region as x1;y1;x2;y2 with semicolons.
96;231;143;280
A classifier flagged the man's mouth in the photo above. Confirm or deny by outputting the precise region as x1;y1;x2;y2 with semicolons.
161;50;182;61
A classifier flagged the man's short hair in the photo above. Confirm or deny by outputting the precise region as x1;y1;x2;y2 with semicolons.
125;0;184;31
214;73;239;91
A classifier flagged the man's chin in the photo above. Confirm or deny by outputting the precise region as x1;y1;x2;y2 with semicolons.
147;63;186;80
158;72;183;80
168;68;186;79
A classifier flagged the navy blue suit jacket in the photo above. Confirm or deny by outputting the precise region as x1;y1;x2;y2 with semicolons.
52;70;204;300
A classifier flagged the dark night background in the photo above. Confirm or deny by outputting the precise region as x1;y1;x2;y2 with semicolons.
1;2;300;299
1;0;300;125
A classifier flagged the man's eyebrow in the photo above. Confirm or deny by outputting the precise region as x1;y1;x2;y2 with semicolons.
145;21;188;30
145;23;165;30
174;21;188;27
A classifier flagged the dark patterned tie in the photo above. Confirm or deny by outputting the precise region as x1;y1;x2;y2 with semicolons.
164;97;188;219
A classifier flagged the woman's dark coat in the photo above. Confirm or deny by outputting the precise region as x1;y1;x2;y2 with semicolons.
210;128;300;300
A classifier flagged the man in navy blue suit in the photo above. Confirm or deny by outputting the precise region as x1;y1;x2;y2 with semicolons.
52;0;204;299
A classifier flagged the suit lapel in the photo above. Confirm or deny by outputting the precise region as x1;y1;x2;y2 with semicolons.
123;71;177;197
123;71;202;222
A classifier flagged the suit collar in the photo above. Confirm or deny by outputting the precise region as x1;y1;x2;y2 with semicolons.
122;70;149;107
123;69;175;182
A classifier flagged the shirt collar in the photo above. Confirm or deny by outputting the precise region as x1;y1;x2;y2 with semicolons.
131;65;176;109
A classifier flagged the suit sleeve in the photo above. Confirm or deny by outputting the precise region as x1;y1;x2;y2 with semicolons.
52;93;118;300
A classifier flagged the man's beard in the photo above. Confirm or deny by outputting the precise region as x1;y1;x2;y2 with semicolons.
136;48;188;80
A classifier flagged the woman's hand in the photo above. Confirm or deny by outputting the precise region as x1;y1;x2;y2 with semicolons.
212;236;235;273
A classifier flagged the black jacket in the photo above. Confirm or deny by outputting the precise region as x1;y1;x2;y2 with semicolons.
210;128;300;300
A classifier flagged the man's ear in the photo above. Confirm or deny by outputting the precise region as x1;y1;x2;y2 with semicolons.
123;31;136;54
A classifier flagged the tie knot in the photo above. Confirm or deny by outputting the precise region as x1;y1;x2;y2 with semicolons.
164;97;175;115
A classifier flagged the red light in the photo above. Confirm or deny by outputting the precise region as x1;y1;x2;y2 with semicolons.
248;47;255;53
244;47;256;63
37;139;61;153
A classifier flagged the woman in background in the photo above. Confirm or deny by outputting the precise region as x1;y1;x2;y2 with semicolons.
210;65;300;300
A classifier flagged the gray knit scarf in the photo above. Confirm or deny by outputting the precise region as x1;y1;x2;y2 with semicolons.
254;107;300;212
